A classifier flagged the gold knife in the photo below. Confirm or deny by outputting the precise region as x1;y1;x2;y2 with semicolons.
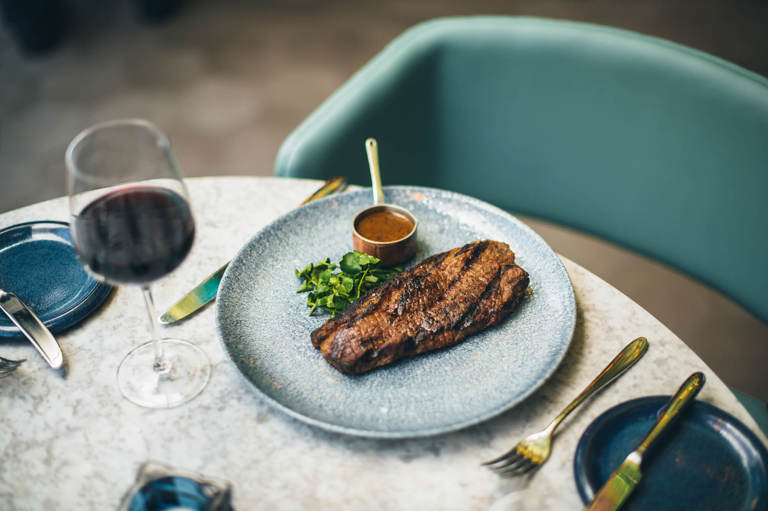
584;371;705;511
159;177;348;324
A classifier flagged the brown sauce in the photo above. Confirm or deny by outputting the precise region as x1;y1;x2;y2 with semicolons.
356;209;414;242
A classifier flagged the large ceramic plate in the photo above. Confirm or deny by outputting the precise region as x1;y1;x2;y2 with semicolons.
0;221;113;339
574;396;768;510
216;187;575;438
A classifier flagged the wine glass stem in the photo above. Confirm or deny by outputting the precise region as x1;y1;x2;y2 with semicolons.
142;286;168;373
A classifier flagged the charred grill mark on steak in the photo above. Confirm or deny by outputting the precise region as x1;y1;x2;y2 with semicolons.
310;250;452;349
461;239;490;271
431;240;492;305
454;266;503;330
396;273;427;316
310;240;529;374
460;265;528;331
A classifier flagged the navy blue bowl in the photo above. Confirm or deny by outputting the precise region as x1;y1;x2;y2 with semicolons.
574;396;768;511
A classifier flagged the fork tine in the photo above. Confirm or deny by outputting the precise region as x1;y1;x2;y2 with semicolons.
497;458;539;477
487;451;526;471
512;462;539;476
0;356;25;377
482;447;517;466
484;454;520;469
491;454;529;474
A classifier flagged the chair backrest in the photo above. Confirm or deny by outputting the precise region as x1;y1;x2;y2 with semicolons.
275;17;768;325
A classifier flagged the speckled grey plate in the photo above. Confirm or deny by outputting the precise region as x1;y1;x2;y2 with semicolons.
216;186;576;438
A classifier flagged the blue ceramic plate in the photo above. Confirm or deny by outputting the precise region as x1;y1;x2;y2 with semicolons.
574;396;768;511
216;187;576;438
0;221;113;339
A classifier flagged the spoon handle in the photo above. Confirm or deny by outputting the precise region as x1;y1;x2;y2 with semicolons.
365;138;385;205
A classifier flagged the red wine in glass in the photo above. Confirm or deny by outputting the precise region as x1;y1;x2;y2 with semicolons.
73;186;195;285
66;119;210;409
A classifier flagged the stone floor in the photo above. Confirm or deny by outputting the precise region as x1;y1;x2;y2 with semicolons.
1;0;766;400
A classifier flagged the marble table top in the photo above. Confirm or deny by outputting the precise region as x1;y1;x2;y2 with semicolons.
1;176;765;511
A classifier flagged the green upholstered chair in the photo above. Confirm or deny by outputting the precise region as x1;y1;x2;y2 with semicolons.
274;17;768;434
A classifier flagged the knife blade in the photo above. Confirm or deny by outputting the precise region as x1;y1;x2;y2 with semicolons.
584;371;705;511
158;176;348;324
158;263;227;325
0;288;64;370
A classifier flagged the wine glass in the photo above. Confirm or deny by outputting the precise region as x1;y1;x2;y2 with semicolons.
66;119;210;408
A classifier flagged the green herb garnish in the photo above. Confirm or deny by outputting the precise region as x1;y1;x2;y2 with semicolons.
295;251;402;316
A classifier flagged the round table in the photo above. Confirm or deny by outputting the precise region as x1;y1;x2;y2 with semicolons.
1;177;765;510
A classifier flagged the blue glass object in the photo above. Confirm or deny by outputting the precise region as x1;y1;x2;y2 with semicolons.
129;477;221;511
119;462;232;511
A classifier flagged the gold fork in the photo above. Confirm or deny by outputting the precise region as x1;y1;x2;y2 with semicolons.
483;336;649;477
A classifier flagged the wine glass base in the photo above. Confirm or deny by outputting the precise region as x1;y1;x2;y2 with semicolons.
117;339;211;409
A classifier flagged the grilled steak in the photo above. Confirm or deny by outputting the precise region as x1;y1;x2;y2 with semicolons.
310;240;529;374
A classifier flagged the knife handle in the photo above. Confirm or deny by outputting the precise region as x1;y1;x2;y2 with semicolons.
0;289;64;370
300;176;348;205
635;371;705;457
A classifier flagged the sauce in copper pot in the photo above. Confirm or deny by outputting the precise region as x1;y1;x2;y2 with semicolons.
356;209;414;242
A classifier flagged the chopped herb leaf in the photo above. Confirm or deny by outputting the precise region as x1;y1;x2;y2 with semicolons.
295;251;402;316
